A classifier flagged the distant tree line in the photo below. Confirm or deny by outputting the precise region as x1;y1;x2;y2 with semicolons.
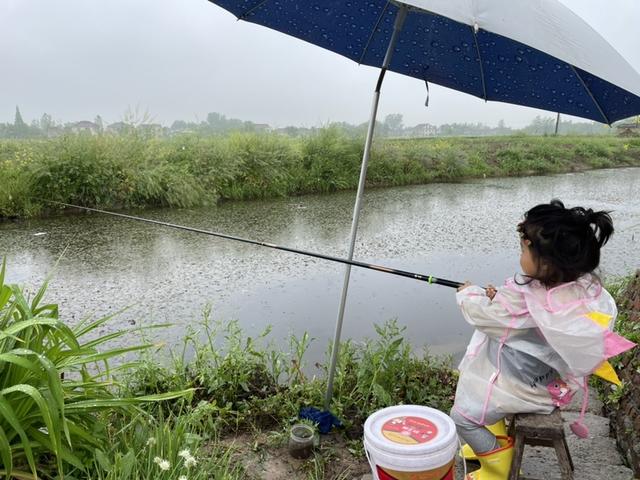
0;106;625;140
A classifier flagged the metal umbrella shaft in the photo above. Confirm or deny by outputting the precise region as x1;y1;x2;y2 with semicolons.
324;5;408;410
43;200;463;288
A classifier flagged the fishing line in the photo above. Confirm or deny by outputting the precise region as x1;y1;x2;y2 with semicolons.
42;200;464;289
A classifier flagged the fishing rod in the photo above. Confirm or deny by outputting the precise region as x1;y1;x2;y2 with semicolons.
43;200;464;289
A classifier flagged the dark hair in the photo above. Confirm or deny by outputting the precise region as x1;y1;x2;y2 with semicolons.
517;199;613;287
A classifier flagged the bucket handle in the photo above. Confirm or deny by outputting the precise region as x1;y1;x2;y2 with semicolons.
458;437;468;478
364;444;380;480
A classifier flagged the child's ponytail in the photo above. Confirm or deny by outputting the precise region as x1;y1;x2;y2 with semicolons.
585;208;614;248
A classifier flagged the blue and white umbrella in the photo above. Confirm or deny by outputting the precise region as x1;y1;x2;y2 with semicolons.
209;0;640;123
206;0;640;408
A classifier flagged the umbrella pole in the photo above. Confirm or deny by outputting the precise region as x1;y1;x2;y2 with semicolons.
324;4;408;411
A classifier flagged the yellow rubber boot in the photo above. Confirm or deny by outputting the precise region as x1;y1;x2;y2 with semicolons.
461;420;508;461
465;435;514;480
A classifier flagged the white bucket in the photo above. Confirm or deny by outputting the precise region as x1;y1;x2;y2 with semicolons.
364;405;458;480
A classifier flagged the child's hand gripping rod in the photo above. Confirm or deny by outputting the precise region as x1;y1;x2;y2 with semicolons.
43;200;465;289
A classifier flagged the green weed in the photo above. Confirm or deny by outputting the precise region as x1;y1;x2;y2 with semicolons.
81;410;242;480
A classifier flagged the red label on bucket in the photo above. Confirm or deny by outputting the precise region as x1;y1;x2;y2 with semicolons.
377;464;454;480
381;416;438;445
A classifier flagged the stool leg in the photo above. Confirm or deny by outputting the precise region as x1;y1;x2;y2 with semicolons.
553;438;574;480
561;436;574;471
507;415;515;437
508;432;525;480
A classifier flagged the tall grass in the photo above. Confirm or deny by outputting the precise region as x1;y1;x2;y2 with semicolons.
1;132;639;219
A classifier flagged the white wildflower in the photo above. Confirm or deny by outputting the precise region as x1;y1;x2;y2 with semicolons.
178;449;191;459
179;476;188;480
184;456;197;468
153;456;170;470
146;437;157;447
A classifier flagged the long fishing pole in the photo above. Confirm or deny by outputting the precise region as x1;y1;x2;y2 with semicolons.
43;200;464;289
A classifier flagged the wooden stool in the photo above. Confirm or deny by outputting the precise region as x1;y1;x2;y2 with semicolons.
507;410;574;480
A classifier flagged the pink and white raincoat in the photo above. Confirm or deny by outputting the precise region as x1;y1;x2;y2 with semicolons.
453;274;635;436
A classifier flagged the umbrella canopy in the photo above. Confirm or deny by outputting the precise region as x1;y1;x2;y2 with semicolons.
209;0;640;123
206;0;640;411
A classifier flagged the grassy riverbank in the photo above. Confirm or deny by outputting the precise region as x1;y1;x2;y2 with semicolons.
1;131;639;218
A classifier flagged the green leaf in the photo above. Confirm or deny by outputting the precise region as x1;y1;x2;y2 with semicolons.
0;424;13;478
29;428;85;470
0;258;5;287
0;469;37;480
1;383;63;473
30;275;51;313
95;449;112;472
120;449;136;478
0;285;12;310
0;396;38;477
72;308;129;338
0;317;58;340
0;352;42;374
65;389;193;411
59;344;153;367
10;348;67;442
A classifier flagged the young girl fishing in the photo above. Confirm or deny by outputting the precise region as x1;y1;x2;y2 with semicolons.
450;199;636;480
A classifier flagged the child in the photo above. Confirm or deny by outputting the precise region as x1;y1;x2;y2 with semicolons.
451;199;636;480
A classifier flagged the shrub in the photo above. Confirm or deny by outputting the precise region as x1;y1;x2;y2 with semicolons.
299;127;362;193
222;133;300;199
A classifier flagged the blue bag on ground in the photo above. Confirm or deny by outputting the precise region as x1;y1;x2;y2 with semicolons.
299;407;342;434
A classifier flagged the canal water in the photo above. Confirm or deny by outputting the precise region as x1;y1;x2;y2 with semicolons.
1;168;638;365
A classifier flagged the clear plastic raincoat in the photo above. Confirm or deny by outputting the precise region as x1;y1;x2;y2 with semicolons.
453;274;635;435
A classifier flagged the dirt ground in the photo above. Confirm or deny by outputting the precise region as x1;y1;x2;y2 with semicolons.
222;431;372;480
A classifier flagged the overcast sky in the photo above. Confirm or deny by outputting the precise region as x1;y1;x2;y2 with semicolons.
2;0;639;128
